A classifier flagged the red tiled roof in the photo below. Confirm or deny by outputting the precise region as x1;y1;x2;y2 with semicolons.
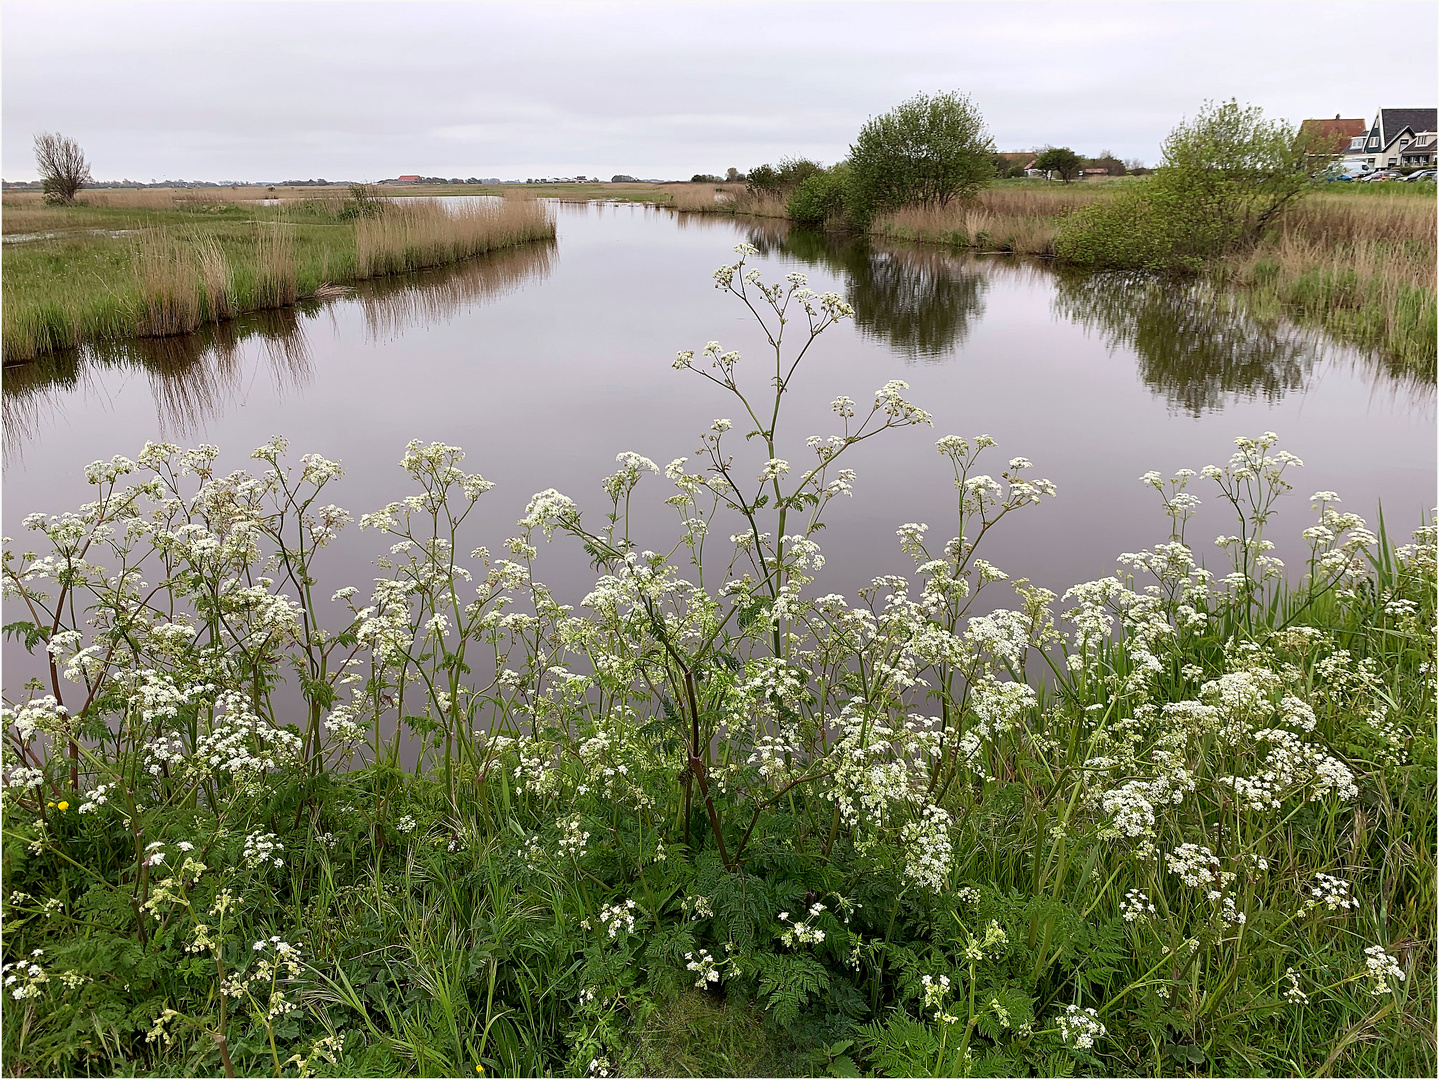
397;175;421;182
1300;118;1367;141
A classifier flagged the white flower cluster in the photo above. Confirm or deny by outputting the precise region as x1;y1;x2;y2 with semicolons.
919;974;958;1024
899;803;954;891
597;898;637;940
778;903;826;947
3;696;68;742
558;814;590;858
242;831;284;869
3;951;48;1000
1121;889;1156;923
685;948;721;989
1167;844;1223;889
1363;945;1405;995
1056;1004;1106;1049
1283;968;1309;1004
1304;872;1356;913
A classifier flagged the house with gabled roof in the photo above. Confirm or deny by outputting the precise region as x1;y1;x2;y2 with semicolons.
1300;115;1367;155
1342;108;1438;170
1400;134;1436;169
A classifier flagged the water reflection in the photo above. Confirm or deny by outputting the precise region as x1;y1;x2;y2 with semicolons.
3;307;314;459
354;236;554;342
742;226;989;362
2;241;555;461
1052;270;1323;416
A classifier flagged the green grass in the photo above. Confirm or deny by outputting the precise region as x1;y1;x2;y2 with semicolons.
1;196;553;364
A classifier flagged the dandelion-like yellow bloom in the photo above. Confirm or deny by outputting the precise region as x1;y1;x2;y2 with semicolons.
56;801;69;811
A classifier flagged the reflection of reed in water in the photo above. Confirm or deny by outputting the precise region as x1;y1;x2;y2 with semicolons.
1052;270;1322;417
352;238;555;344
3;307;314;463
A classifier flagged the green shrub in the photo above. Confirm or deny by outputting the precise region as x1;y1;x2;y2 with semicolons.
1057;100;1323;271
786;167;849;226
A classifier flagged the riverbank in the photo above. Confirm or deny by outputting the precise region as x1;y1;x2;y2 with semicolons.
1;191;555;363
3;428;1433;1078
669;179;1438;379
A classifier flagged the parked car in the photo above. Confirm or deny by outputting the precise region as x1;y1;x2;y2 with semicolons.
1401;169;1435;182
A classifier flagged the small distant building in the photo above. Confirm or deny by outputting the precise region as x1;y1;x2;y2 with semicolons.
1080;168;1109;178
396;175;421;184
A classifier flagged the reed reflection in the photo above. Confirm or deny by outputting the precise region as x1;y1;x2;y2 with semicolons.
1052;270;1322;416
3;307;313;461
3;241;555;462
353;235;555;343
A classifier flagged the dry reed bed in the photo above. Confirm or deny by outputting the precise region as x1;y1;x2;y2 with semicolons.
354;199;553;277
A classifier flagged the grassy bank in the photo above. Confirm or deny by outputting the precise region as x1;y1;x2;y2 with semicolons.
666;179;1437;379
1;190;554;363
3;254;1434;1077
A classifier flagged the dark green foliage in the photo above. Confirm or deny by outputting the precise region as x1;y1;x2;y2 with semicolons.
747;157;825;198
847;91;995;225
1035;147;1082;182
785;167;849;226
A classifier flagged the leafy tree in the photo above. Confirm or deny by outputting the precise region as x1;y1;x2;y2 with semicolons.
847;91;994;223
747;157;824;197
746;163;781;195
725;167;743;182
1034;147;1081;182
1057;100;1324;271
1083;150;1126;176
33;131;91;205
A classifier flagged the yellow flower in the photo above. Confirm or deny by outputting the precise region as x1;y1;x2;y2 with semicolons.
46;802;55;808
57;801;69;811
476;1066;484;1075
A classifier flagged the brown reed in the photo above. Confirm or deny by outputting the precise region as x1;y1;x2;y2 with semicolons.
253;223;298;309
133;230;203;338
354;199;554;278
196;237;235;321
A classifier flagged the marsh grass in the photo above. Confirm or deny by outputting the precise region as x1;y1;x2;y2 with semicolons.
354;199;552;278
2;194;555;363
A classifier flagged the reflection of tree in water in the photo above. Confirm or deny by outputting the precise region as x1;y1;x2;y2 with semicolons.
744;226;988;362
3;241;555;462
1052;270;1320;416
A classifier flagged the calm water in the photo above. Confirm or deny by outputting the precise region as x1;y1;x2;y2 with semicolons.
4;203;1435;685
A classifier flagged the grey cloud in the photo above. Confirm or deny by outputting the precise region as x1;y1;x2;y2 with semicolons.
4;1;1434;182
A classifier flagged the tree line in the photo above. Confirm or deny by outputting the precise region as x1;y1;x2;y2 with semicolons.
740;93;1344;270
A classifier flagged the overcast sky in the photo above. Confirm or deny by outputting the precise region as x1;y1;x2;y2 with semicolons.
3;0;1435;182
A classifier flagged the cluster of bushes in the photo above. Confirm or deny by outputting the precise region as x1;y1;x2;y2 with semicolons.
747;92;998;229
1056;101;1331;272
